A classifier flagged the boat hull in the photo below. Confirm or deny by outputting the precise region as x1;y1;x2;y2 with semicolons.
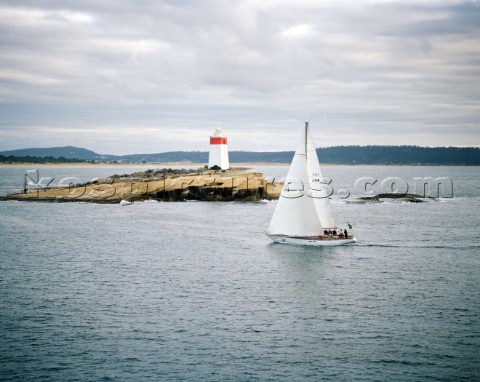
268;235;357;247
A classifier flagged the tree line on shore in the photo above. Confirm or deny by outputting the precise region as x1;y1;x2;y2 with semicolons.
0;155;89;164
1;145;479;165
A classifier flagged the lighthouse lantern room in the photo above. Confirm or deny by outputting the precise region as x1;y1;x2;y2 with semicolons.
208;128;230;170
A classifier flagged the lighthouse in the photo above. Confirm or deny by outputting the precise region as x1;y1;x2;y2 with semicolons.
208;127;229;170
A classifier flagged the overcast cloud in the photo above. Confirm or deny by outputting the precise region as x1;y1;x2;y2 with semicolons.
0;0;479;154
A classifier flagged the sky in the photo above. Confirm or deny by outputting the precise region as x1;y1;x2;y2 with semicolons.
0;0;479;154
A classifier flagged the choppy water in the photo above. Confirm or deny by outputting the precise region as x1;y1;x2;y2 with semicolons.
0;165;479;381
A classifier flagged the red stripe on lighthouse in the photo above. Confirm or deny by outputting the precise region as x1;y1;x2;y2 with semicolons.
210;137;227;144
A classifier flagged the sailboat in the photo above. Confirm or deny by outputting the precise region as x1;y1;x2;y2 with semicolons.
266;122;356;246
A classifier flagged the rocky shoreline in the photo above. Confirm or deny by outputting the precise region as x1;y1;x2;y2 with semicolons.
357;193;437;203
1;167;283;203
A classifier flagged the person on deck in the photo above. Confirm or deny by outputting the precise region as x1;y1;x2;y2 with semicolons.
344;228;348;239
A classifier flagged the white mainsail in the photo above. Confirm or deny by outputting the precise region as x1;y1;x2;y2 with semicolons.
305;128;336;229
266;125;324;237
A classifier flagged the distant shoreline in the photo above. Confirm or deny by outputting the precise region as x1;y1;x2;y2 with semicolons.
0;162;477;167
3;145;479;165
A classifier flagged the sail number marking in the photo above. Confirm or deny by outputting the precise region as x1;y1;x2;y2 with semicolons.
309;175;334;198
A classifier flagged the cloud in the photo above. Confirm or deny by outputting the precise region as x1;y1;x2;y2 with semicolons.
0;0;479;153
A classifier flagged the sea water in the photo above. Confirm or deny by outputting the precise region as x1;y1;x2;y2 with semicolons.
0;165;479;381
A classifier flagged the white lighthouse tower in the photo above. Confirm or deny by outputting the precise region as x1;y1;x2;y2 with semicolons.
208;127;229;169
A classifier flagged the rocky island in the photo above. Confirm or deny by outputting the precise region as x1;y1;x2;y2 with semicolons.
2;167;283;203
358;193;437;203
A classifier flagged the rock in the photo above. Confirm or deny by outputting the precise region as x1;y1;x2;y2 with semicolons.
360;193;436;203
4;167;284;203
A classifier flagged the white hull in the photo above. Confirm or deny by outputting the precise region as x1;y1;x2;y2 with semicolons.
268;235;357;247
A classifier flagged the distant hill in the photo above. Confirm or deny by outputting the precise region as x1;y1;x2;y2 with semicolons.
1;145;479;165
0;146;102;160
318;146;480;165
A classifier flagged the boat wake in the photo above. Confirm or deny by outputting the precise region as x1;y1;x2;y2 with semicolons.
357;242;480;250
